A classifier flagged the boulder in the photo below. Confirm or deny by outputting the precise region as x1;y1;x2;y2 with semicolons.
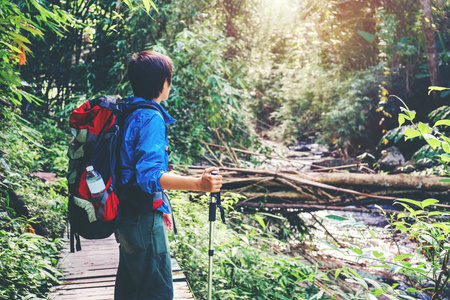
393;159;434;174
377;146;405;171
291;142;329;156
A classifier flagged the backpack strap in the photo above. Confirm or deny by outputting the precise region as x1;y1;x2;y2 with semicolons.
70;223;82;253
121;102;165;126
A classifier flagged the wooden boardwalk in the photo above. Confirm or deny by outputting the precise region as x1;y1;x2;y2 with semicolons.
49;235;194;300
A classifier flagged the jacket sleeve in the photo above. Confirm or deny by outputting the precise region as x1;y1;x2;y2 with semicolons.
134;112;166;194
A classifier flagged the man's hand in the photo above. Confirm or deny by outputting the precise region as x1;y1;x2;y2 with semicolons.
159;167;222;192
197;167;222;193
163;213;173;231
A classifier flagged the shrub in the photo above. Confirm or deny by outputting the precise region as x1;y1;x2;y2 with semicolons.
169;191;320;299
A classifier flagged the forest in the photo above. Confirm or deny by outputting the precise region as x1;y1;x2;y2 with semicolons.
0;0;450;299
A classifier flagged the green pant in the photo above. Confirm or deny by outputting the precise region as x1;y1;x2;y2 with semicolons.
114;210;173;300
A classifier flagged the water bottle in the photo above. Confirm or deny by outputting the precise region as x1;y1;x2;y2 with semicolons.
85;165;106;198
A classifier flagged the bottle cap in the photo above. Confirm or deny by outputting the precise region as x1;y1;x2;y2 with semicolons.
86;165;94;172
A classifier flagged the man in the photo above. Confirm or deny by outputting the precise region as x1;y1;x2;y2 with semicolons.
115;50;222;299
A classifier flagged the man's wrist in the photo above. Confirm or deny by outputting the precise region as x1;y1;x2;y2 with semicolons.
195;178;202;191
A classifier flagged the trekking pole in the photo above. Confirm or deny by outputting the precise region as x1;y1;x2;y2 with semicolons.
207;170;225;300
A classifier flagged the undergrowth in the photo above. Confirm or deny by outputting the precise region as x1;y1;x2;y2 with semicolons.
169;191;321;300
0;110;68;299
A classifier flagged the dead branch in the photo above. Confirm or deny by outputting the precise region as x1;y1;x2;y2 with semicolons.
309;163;368;172
235;202;402;215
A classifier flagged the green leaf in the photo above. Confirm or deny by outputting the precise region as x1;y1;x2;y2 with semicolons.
404;110;416;120
398;114;406;126
9;32;31;44
432;222;450;233
350;246;363;255
142;0;150;12
365;278;383;291
325;215;347;221
422;198;439;208
434;119;450;127
239;235;250;245
334;268;341;279
404;128;421;140
141;0;158;13
123;0;134;10
440;178;450;183
348;268;362;278
20;24;43;36
372;250;383;258
438;155;450;162
418;122;432;134
254;214;266;230
396;198;422;208
442;136;450;145
428;211;443;216
428;86;450;95
394;254;414;262
315;290;324;299
399;261;412;267
357;30;375;43
442;142;450;153
374;204;384;212
427;138;441;149
420;235;438;247
148;0;158;12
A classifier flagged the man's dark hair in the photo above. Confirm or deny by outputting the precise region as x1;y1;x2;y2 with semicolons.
128;51;173;100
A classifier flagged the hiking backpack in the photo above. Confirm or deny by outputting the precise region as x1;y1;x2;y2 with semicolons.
67;96;166;252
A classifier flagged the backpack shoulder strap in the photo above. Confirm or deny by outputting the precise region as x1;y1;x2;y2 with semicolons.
121;103;163;124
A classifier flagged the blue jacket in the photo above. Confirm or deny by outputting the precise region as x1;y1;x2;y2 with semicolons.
118;96;176;195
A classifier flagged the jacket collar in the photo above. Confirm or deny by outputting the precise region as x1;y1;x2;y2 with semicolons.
127;96;176;124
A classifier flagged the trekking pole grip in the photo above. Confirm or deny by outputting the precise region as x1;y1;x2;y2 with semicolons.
210;170;226;224
209;171;219;222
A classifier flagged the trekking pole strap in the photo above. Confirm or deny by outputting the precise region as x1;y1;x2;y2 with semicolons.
209;201;217;222
213;190;226;224
217;204;226;224
75;233;81;252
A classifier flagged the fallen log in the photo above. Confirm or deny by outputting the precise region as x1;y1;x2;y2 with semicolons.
181;166;449;191
217;167;450;191
173;165;450;210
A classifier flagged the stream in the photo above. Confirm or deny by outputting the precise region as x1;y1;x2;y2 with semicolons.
256;141;445;300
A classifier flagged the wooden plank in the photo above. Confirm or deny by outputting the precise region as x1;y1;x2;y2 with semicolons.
49;235;195;300
61;277;116;286
55;280;116;291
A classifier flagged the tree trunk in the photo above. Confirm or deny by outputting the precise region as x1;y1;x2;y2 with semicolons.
180;165;450;209
223;0;239;58
213;167;450;191
419;0;441;106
